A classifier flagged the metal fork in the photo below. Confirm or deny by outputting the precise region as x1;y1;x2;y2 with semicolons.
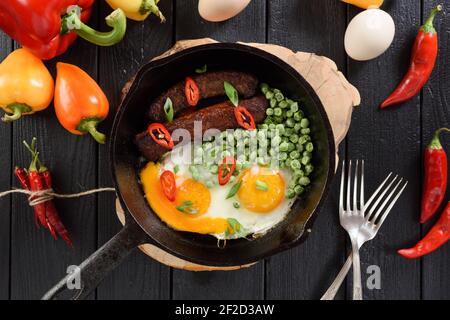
321;161;408;300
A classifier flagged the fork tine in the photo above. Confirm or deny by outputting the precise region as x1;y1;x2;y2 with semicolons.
360;160;365;209
353;160;359;212
339;160;345;214
375;181;408;230
364;172;393;211
347;160;352;211
365;175;398;221
369;178;403;224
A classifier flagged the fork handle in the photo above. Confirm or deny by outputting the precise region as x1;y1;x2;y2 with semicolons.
351;239;363;300
320;254;352;300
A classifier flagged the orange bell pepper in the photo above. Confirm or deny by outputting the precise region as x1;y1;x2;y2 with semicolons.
341;0;384;9
54;62;109;144
0;48;54;122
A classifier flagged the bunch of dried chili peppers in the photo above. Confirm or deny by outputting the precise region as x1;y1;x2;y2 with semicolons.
398;128;450;259
14;138;72;246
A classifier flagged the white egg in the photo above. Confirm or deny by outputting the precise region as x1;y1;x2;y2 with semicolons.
344;8;395;61
199;0;252;22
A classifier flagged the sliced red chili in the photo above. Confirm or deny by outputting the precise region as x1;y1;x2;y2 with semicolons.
148;123;174;149
218;156;236;186
234;106;256;130
185;77;200;107
160;170;176;202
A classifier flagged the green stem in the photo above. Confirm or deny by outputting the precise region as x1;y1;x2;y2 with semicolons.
1;103;32;122
140;0;166;22
428;127;450;149
77;119;106;144
61;6;127;46
421;4;442;34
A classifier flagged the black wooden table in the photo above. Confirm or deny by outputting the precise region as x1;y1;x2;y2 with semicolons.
1;0;449;300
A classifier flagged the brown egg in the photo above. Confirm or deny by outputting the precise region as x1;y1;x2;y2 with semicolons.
198;0;252;22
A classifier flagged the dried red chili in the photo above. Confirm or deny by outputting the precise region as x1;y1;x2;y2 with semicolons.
218;156;236;186
160;170;176;202
399;201;450;259
421;128;450;223
381;5;442;109
148;123;174;149
185;77;200;107
234;106;256;130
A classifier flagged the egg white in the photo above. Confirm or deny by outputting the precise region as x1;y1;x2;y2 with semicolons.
160;144;296;240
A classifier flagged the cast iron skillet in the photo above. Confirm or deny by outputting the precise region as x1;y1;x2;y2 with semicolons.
43;43;335;300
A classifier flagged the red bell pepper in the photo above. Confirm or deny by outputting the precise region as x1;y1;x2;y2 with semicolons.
0;1;127;60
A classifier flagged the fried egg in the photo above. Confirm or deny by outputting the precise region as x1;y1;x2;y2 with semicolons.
140;148;295;240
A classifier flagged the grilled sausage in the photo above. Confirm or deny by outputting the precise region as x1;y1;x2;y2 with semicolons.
147;70;259;122
136;95;268;162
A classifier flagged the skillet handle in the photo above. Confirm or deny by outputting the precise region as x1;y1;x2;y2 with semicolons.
42;217;149;300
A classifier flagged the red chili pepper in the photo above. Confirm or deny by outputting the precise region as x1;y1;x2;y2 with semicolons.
148;123;174;149
0;1;127;60
380;5;442;109
40;170;73;246
218;156;236;186
234;106;256;130
398;201;450;259
27;163;48;228
160;170;176;202
185;77;200;107
421;128;450;223
14;166;40;228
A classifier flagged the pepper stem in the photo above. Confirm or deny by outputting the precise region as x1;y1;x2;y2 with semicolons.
1;103;32;122
428;127;450;149
140;0;166;22
421;4;443;34
61;6;127;46
77;119;106;144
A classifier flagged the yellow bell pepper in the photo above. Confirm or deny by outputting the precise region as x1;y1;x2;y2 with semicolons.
106;0;165;22
0;48;54;122
341;0;384;9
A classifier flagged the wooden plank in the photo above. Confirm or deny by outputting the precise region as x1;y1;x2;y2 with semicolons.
171;0;266;300
9;8;99;299
421;0;450;300
96;0;173;299
346;1;421;299
265;0;347;300
0;33;12;300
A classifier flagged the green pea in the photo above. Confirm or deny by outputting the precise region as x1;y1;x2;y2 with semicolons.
264;117;273;125
301;128;311;135
297;143;304;152
192;171;202;181
286;110;293;118
268;123;276;130
303;151;312;157
259;139;268;148
300;118;310;128
279;152;288;161
294;169;305;179
273;116;283;123
290;159;301;170
206;180;215;189
288;177;297;189
274;108;282;116
257;157;267;166
293;112;302;121
294;123;302;132
229;175;236;184
299;176;310;186
260;83;269;92
294;185;304;195
290;102;299;113
286;188;296;199
287;142;295;152
273;88;281;94
286;118;295;128
269;148;279;157
290;134;299;144
209;164;218;174
284;128;294;136
265;91;274;100
270;98;277;108
259;124;269;130
249;151;257;161
275;92;284;101
271;135;282;145
306;142;314;152
279;142;289;152
233;202;240;209
290;150;299;159
301;157;311;165
299;135;309;145
286;98;294;105
305;164;314;175
275;124;285;134
279;100;288;109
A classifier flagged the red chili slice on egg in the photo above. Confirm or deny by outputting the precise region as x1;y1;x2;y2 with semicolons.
218;156;236;186
160;170;176;202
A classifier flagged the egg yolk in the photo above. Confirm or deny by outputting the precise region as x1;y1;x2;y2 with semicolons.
140;162;228;234
237;167;285;213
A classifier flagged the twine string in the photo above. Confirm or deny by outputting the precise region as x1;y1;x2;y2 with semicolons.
0;188;116;206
